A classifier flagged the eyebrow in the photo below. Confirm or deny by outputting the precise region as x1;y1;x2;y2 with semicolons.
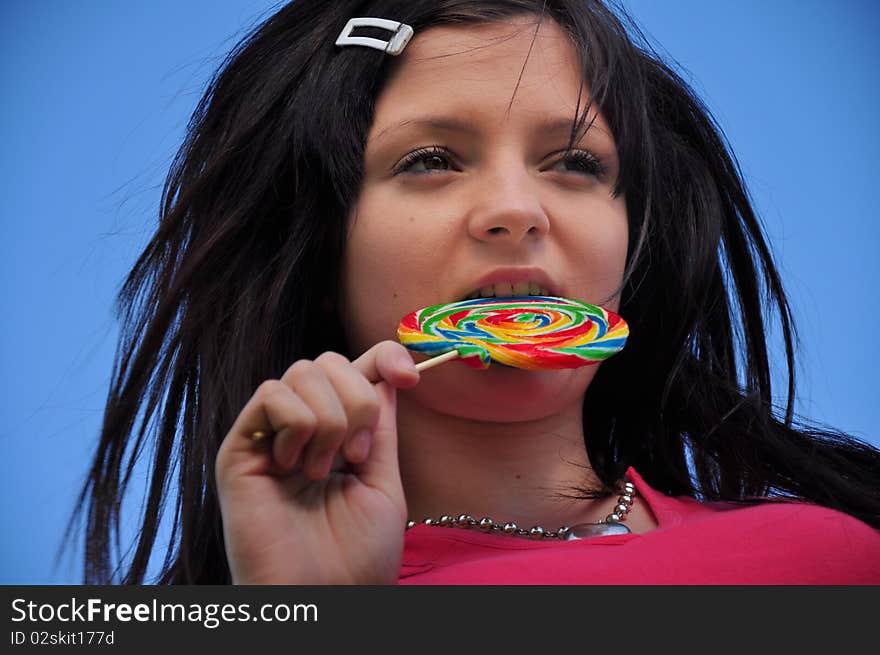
371;114;611;145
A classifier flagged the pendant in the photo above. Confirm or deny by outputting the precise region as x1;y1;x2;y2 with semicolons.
565;522;631;540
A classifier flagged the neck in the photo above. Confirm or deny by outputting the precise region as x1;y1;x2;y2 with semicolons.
395;392;614;529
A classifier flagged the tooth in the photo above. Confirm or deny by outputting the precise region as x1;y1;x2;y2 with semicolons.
539;287;550;296
512;282;530;296
528;282;541;296
480;286;495;297
493;282;514;297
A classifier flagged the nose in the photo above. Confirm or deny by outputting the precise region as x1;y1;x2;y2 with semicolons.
466;169;550;246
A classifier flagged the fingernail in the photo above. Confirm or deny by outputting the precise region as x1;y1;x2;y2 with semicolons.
348;429;371;462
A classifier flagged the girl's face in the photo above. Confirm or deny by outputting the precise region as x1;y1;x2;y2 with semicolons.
341;17;628;421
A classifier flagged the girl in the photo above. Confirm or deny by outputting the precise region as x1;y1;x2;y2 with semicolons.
72;0;880;584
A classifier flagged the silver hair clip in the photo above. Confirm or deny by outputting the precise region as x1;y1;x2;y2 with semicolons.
335;17;414;56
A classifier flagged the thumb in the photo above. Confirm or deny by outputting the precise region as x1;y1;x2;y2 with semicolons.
355;381;404;496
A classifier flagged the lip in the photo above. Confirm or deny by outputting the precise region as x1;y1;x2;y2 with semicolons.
457;267;561;301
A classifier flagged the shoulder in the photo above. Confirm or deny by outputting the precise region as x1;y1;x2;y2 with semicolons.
634;498;880;584
756;501;878;551
694;498;877;542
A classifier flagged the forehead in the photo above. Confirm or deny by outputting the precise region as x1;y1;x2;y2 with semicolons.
395;16;578;81
368;17;610;139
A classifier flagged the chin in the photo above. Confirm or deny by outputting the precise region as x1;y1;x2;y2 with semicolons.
402;363;596;423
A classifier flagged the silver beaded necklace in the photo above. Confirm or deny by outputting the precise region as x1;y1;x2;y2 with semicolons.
406;478;636;541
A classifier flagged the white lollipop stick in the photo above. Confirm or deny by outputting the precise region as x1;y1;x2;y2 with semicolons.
414;350;460;372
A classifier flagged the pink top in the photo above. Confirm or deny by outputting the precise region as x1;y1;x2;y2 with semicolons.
398;467;880;584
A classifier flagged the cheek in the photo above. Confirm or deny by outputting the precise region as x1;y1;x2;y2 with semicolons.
564;196;629;309
587;194;628;262
340;210;448;353
340;236;398;353
590;226;628;291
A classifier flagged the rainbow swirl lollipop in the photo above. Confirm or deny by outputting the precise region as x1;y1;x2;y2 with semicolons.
397;296;629;370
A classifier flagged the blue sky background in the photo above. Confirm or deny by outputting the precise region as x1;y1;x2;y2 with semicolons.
1;0;877;584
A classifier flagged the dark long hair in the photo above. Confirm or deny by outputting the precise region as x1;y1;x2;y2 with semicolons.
65;0;880;584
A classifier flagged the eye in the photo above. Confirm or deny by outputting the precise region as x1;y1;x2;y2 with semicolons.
394;146;456;175
551;150;606;178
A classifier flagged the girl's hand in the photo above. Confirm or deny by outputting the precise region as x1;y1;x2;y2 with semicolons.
215;340;419;585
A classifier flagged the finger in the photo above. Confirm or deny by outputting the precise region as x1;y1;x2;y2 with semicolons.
217;379;317;481
281;359;348;480
350;381;404;502
313;352;380;464
270;393;320;472
351;340;420;388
